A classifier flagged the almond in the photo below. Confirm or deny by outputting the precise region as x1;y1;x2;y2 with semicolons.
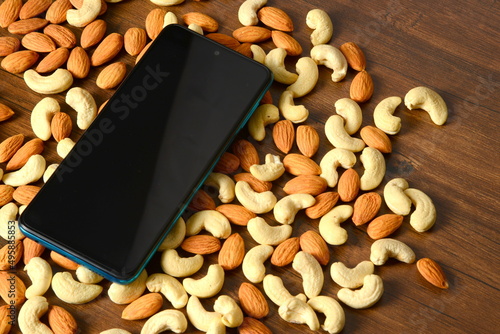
350;70;374;103
46;0;73;24
270;237;299;266
21;32;56;52
23;237;46;265
234;42;252;58
337;168;360;202
50;251;79;270
238;282;269;319
145;8;166;40
233;173;272;193
305;191;339;219
36;47;70;73
213;152;240;174
261;90;273;104
6;138;44;171
271;30;302;56
272;119;295;154
48;305;78;334
1;50;39;74
0;185;14;206
239;317;272;334
0;241;23;270
232;26;271;43
360;125;392;153
44;24;77;48
96;61;127;89
19;0;52;20
0;305;13;334
67;46;90;79
283;175;327;196
0;104;14;122
0;36;20;56
416;258;449;289
366;214;403;239
0;0;22;28
91;33;123;67
296;125;320;157
283;153;321;176
80;19;107;49
121;293;163;320
352;192;382;226
0;272;26;306
13;185;40;205
339;41;366;71
181;235;221;255
206;33;241;50
231;139;259;172
124;27;147;56
258;6;294;32
216;204;256;226
50;111;72;142
218;233;245;270
8;17;48;35
299;230;330;265
135;40;152;64
182;12;219;33
188;189;216;211
0;133;24;163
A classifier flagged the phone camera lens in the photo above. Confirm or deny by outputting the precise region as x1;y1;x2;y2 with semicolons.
214;51;220;56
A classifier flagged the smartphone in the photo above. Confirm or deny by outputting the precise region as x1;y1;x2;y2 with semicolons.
19;24;273;283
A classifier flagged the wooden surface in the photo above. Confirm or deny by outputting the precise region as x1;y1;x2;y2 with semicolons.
0;0;499;333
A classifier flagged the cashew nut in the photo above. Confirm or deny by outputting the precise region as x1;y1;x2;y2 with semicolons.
235;181;277;214
242;244;273;283
67;0;101;27
325;115;365;152
163;11;178;26
43;163;59;183
2;154;45;187
76;265;104;284
292;251;324;298
384;178;411;215
278;297;320;331
66;87;97;130
238;0;267;26
263;274;307;306
330;261;374;289
186;295;222;332
108;270;147;304
160;249;203;277
52;271;103;304
141;309;188;334
214;295;244;327
158;217;186;251
306;9;333;45
31;97;59;141
24;257;52;298
373;96;402;135
307;295;345;334
264;48;298;85
187;23;203;35
404;86;448;125
146;273;188;309
404;188;436;232
150;0;185;6
278;90;309;123
56;138;75;158
335;98;362;135
24;69;73;94
249;154;285;182
182;264;224;298
205;173;236;203
100;330;132;334
310;44;347;82
337;274;384;309
185;210;231;239
18;296;52;334
250;44;266;64
248;104;280;141
273;193;315;224
247;217;293;245
359;147;386;191
286;57;319;98
0;202;24;240
370;238;416;265
319;148;356;187
318;205;353;245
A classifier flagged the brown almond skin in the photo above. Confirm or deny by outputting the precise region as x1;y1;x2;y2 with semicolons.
188;189;216;211
23;237;46;265
366;214;404;239
235;42;253;58
0;0;22;28
124;27;147;56
271;237;300;266
283;153;321;176
0;272;26;306
67;46;90;79
13;185;40;205
50;111;72;142
6;138;44;171
258;6;294;32
350;70;374;103
352;192;382;226
36;47;70;73
181;235;221;255
417;258;449;289
19;0;52;20
218;233;245;270
216;204;256;226
47;305;78;334
206;33;241;50
238;283;269;319
50;251;79;270
182;12;219;32
96;61;127;89
121;293;163;320
0;36;20;57
1;50;39;74
239;317;272;334
273;119;295;154
46;0;73;24
296;125;320;157
231;139;259;172
21;32;56;53
233;173;272;193
8;18;49;35
305;191;339;219
0;133;24;163
0;185;15;206
340;41;367;71
213;152;240;174
80;19;107;49
271;30;302;56
0;305;13;334
0;240;23;270
91;33;123;67
0;104;15;122
300;230;330;265
337;168;360;202
283;175;327;196
44;24;77;49
145;8;166;40
233;26;272;43
360;125;392;153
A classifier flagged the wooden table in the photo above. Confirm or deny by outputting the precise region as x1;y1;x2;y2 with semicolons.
0;0;498;333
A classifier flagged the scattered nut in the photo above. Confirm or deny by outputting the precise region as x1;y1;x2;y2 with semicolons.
66;0;101;27
31;97;60;141
160;249;203;278
214;295;244;327
273;193;315;225
18;296;52;334
108;270;147;304
319;148;356;187
248;104;280;141
318;204;353;245
185;210;231;239
24;257;52;298
384;178;412;216
182;264;224;298
263;274;307;307
404;188;437;232
247;216;293;245
264;47;298;85
146;273;188;309
359;147;386;191
404;86;448;125
24;68;73;94
157;217;186;251
337;274;384;309
235;181;277;214
306;9;333;45
205;172;236;203
2;154;45;187
75;265;104;284
186;295;222;332
141;309;188;334
278;296;320;331
242;244;274;283
373;96;402;135
286;57;319;98
307;295;345;334
293;251;324;298
370;238;416;265
330;261;375;289
51;272;103;304
66;87;97;130
334;98;363;135
325;115;366;152
279;90;309;123
310;44;347;82
250;154;285;182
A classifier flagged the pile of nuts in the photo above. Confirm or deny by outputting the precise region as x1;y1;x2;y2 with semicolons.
0;0;450;333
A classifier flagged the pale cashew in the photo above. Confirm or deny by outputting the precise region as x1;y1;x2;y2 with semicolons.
207;319;226;334
263;274;307;306
108;270;147;304
31;97;59;141
158;217;186;251
310;44;347;82
2;154;45;187
337;274;384;309
307;296;345;334
319;205;353;245
238;0;267;26
213;295;244;328
319;148;356;187
278;297;320;331
250;44;266;64
249;154;285;182
18;296;52;334
286;57;319;98
330;261;374;289
66;87;97;130
335;98;362;135
384;178;411;215
325;115;365;152
404;188;436;232
150;0;185;6
160;249;203;277
24;69;73;94
185;210;231;238
359;147;386;191
163;11;178;27
56;138;75;158
24;257;52;298
235;181;277;214
373;96;402;135
52;271;103;304
100;330;132;334
67;0;101;27
370;238;416;265
264;48;298;85
188;24;203;35
247;217;293;245
278;90;309;123
183;264;224;298
43;163;59;183
292;251;323;298
186;295;222;332
141;309;188;334
404;86;448;125
306;9;333;45
242;244;273;283
248;104;280;141
76;265;104;284
205;173;236;203
273;193;315;224
0;203;24;240
146;273;188;309
18;204;27;215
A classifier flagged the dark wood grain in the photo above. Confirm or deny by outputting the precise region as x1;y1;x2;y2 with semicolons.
0;0;498;333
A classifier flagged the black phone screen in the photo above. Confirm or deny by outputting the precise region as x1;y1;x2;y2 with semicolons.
19;25;272;282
